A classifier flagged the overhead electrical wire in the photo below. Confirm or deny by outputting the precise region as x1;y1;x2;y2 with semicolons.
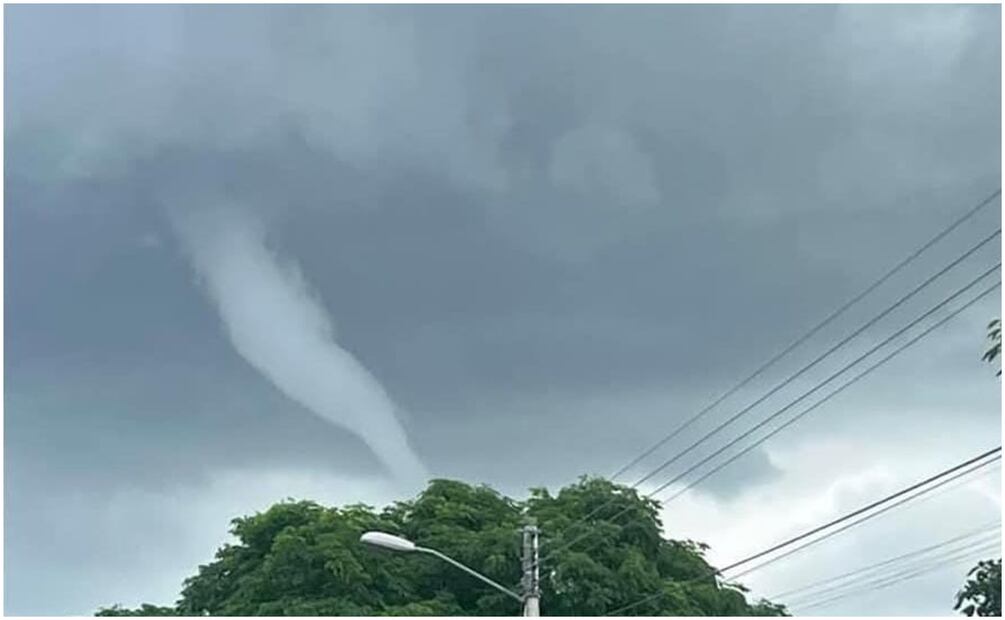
773;524;1000;602
538;273;1001;568
767;515;1001;601
780;531;1001;608
603;447;1002;616
792;541;1002;613
655;274;1001;503
723;449;1002;579
631;231;1000;490
609;188;1002;482
545;210;1002;557
721;453;1002;584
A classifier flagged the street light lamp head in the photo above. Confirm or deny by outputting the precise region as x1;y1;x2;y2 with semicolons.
360;531;417;553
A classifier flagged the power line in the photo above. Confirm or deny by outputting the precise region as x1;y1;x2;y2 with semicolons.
768;513;1001;601
783;536;1001;609
688;439;1001;558
631;230;999;490
794;544;1001;613
792;541;1002;613
724;453;1002;580
655;275;1001;504
539;274;1000;568
607;452;1000;610
609;188;1001;482
605;458;999;616
718;447;1001;574
603;448;1002;615
723;455;1002;585
547;228;1001;558
773;525;1000;603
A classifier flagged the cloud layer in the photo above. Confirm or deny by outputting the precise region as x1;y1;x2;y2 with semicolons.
5;4;1000;615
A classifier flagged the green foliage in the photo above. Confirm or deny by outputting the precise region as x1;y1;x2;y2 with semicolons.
955;559;1002;617
96;604;179;616
97;477;787;616
749;598;789;616
983;319;1001;376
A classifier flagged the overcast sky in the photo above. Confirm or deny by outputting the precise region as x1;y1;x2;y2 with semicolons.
4;4;1002;616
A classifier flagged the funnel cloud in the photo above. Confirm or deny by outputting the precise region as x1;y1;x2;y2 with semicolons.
172;205;427;487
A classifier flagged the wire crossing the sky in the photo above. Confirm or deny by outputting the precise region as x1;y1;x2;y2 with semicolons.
609;188;1001;482
769;524;1000;601
548;211;1002;554
537;270;1001;568
792;540;1002;613
655;275;1001;503
720;447;1002;575
725;453;1003;582
779;529;1001;608
542;275;999;568
631;230;1000;490
603;447;1002;616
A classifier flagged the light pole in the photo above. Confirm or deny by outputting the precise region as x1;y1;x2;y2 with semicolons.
360;531;525;608
520;524;540;616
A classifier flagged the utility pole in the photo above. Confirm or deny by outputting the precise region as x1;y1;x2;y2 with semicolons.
521;522;541;616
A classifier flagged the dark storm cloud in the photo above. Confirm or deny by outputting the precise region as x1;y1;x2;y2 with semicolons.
5;4;1000;615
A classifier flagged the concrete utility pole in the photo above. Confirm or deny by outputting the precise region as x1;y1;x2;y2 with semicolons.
521;523;541;616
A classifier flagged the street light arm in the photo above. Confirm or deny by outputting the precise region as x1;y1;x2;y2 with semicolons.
416;547;523;602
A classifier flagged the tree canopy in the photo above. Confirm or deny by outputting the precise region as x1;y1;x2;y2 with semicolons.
983;319;1001;376
955;559;1002;617
955;322;1004;617
96;477;786;616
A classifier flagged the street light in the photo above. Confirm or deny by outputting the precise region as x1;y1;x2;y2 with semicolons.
360;532;417;553
360;531;524;605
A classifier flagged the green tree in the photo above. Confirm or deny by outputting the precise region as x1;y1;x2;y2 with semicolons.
96;478;786;616
952;321;1000;614
96;604;178;616
983;319;1001;376
955;559;1001;617
954;322;1004;617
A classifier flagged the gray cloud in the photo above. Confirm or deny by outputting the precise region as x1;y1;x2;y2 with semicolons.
5;4;1000;615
